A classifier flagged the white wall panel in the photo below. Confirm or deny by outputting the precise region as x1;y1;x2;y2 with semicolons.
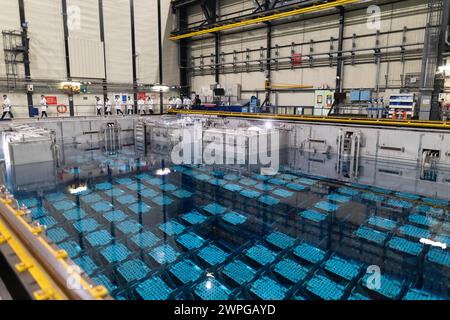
104;0;132;83
25;0;66;80
161;0;179;85
0;0;21;78
69;37;105;79
66;0;100;41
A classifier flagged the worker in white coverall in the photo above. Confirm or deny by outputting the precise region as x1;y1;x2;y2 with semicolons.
40;95;48;118
95;96;103;116
183;96;193;110
175;96;183;109
115;95;124;115
138;97;145;115
126;96;134;115
147;96;154;114
105;98;112;115
1;95;13;120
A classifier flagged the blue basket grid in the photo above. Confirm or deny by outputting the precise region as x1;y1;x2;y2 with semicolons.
299;209;327;223
306;274;345;300
387;198;413;209
192;173;211;181
103;210;127;223
138;188;159;198
240;189;262;199
370;187;391;194
20;197;39;208
63;208;87;221
176;232;206;250
327;193;351;203
273;189;294;199
293;243;326;264
362;273;403;299
348;292;370;300
131;231;159;249
209;178;227;186
135;173;152;180
338;187;360;196
280;173;297;181
239;178;258;186
268;178;287;186
47;227;70;243
59;240;82;258
197;245;229;266
255;183;275;192
245;244;277;266
181;210;207;225
285;183;306;191
86;230;113;247
355;226;388;244
73;218;100;233
253;174;270;181
426;248;450;268
172;189;193;199
224;174;240;181
136;276;173;300
297;178;316;186
80;193;103;204
126;183;143;192
202;203;227;216
45;192;66;202
222;260;256;285
195;278;231;300
408;214;440;228
128;202;152;215
74;255;98;275
368;216;397;231
221;211;247;226
324;255;362;281
422;197;449;206
151;195;173;206
223;183;243;192
394;192;421;201
149;244;179;264
250;276;288;300
265;231;296;250
146;178;164;186
314;201;339;212
115;177;135;185
434;234;450;247
169;259;203;284
361;192;385;202
387;236;424;256
104;188;125;197
91;201;114;213
403;288;445;300
117;195;137;205
258;195;280;206
31;207;48;219
93;274;117;293
117;259;150;282
100;243;131;263
37;216;58;228
117;220;142;235
274;258;309;283
159;221;186;236
53;200;76;211
398;225;431;239
159;184;177;192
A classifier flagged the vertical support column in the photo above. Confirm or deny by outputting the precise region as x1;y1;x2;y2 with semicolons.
178;5;189;96
335;6;345;93
157;0;164;114
99;0;108;102
264;22;272;109
62;0;74;116
130;0;138;113
18;0;33;117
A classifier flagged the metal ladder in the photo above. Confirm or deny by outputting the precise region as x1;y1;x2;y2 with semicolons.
102;122;122;154
135;121;146;154
2;30;26;90
337;129;361;179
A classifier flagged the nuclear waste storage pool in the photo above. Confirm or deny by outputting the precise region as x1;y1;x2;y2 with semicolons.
0;115;449;300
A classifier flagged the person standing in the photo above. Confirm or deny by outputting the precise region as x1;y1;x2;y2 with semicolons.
183;96;192;110
175;96;183;109
194;94;202;106
1;95;13;120
115;95;123;115
105;98;112;115
147;96;154;114
126;96;134;115
138;96;145;115
95;96;103;116
40;95;48;118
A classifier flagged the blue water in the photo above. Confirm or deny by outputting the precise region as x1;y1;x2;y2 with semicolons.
9;149;450;300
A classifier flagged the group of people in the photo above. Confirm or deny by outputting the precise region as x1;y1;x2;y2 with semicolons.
169;95;201;109
95;95;154;116
2;94;48;120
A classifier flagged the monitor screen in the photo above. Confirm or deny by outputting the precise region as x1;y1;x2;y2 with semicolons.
214;88;225;96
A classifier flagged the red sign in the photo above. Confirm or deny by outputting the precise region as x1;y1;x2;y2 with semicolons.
292;53;302;66
138;92;146;100
45;96;58;105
